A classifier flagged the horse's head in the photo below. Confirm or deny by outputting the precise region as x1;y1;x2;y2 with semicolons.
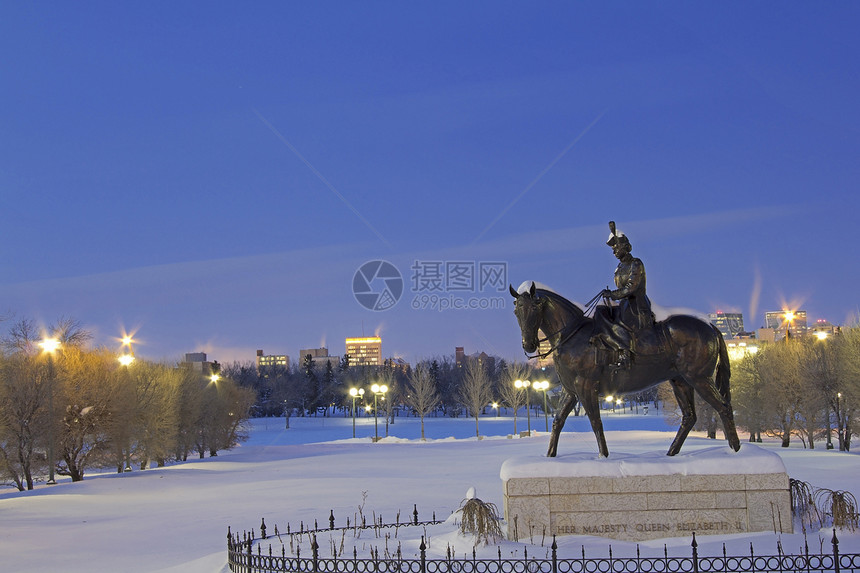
509;282;545;354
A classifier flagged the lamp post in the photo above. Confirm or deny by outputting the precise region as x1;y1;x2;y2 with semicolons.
39;337;60;485
605;395;614;412
371;383;388;442
515;379;531;435
534;380;550;431
836;392;843;450
783;310;795;341
349;387;365;438
117;346;135;472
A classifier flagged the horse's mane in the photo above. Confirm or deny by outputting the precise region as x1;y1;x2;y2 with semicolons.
516;281;587;320
536;288;586;319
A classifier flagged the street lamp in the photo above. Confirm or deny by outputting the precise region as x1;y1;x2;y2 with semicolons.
38;337;60;485
783;310;795;341
349;387;365;438
119;334;135;367
492;402;499;417
605;395;614;411
371;383;388;442
117;344;136;472
515;379;531;435
533;380;550;431
836;392;843;450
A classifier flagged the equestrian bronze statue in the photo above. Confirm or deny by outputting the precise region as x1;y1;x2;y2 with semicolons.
510;224;741;458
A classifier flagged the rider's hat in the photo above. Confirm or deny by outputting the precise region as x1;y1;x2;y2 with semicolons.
606;221;631;248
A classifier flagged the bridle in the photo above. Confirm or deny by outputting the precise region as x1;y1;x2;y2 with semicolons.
520;291;603;360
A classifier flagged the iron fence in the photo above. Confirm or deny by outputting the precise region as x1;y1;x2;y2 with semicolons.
228;510;859;573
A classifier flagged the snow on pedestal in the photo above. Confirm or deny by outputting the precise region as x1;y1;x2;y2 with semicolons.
501;444;792;542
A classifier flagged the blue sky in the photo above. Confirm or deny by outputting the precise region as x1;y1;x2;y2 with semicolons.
2;3;859;365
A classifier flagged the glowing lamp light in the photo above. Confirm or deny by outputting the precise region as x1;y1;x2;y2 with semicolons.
39;337;60;353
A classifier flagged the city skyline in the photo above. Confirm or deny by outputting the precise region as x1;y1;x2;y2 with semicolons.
2;3;859;364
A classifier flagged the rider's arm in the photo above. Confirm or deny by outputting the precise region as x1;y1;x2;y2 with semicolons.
610;259;644;299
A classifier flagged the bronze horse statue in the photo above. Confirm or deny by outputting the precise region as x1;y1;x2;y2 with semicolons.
510;282;741;458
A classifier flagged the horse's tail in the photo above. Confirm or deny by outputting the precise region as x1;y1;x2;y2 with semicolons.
714;326;732;403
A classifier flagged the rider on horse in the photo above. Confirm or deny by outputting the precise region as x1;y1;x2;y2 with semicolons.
590;221;655;368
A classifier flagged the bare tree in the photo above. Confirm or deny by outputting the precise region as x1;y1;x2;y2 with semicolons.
54;347;115;481
795;338;830;449
124;361;181;470
0;354;48;490
405;363;440;440
761;339;805;447
0;318;41;355
458;360;494;437
497;362;530;434
834;327;860;451
731;353;766;443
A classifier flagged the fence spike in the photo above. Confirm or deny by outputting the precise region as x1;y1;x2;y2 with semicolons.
330;510;336;529
832;530;840;573
691;532;699;573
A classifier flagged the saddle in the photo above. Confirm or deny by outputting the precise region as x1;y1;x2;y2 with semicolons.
592;321;671;370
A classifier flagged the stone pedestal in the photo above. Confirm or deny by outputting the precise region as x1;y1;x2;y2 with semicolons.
501;445;792;542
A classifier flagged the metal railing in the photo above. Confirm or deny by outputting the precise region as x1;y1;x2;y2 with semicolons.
228;510;859;573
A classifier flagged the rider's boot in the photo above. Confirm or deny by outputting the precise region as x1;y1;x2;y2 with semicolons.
591;331;632;369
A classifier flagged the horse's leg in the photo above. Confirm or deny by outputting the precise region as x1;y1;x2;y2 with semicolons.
580;387;609;458
690;378;742;452
547;392;577;457
667;379;696;456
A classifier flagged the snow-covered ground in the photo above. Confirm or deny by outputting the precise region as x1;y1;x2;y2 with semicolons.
1;409;857;573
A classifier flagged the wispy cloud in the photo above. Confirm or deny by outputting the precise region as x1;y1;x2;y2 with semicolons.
471;111;607;245
252;107;394;250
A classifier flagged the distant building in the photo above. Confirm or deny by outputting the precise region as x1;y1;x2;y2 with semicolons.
709;312;745;339
810;319;840;340
299;347;340;369
256;349;289;372
181;352;220;376
345;337;382;366
765;310;808;339
386;357;411;373
455;347;496;373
